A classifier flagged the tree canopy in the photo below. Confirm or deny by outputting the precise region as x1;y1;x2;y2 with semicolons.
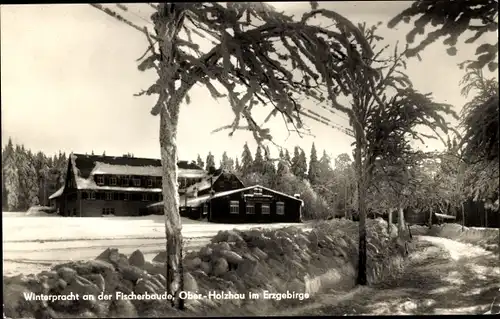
388;0;498;71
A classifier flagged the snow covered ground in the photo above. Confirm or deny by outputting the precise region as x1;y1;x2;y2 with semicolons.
2;212;309;276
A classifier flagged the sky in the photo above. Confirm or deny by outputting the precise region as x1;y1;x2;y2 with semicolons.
1;2;497;166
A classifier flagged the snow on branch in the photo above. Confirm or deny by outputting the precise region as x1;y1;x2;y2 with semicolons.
136;2;376;145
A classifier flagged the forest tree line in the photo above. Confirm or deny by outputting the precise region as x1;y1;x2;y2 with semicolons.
197;142;354;220
2;138;68;211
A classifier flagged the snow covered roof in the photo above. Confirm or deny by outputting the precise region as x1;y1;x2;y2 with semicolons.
70;153;205;179
210;184;304;203
48;186;64;200
434;212;456;220
89;161;207;178
148;184;303;209
183;170;245;194
184;174;219;194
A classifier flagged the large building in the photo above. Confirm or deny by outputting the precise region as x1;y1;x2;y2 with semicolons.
48;153;206;217
149;184;303;223
49;153;304;223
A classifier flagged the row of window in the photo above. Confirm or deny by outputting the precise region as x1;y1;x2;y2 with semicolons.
229;201;285;215
82;191;162;202
95;176;158;187
102;208;115;215
94;175;203;188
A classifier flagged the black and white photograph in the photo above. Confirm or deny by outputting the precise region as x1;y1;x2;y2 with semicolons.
2;1;499;318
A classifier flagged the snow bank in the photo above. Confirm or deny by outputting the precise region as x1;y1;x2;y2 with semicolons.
3;218;407;318
427;223;499;253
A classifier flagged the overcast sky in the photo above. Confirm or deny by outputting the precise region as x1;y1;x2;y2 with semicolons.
1;2;496;165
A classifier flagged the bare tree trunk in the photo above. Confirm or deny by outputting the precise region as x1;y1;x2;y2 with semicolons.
485;209;488;228
354;141;367;286
461;202;465;232
160;107;184;310
153;4;189;310
387;209;393;235
397;206;405;237
344;181;348;219
428;207;433;229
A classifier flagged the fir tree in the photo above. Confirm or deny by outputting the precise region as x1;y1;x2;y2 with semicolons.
308;143;320;185
277;149;287;176
196;154;204;169
220;151;234;171
262;146;277;187
253;146;265;174
3;138;20;211
298;149;308;180
205;152;216;171
291;146;300;176
241;142;253;176
234;157;242;173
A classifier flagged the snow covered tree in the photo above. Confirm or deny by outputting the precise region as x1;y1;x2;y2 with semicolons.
220;151;234;171
234;157;242;173
3;138;20;211
241;142;253;176
284;149;291;165
262;146;277;187
307;143;320;185
205;152;216;171
297;149;308;180
389;0;498;71
127;1;379;303
315;22;457;285
196;154;204;169
253;146;264;174
459;68;499;214
291;146;301;177
277;149;287;176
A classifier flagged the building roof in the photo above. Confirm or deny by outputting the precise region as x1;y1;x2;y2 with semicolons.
434;212;456;220
71;153;205;178
69;153;206;192
48;185;65;200
148;184;304;209
183;169;245;195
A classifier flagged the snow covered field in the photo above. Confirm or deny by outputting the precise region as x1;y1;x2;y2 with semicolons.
2;212;309;276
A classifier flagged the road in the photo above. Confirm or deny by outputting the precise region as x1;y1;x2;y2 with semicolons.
2;213;310;276
277;236;500;316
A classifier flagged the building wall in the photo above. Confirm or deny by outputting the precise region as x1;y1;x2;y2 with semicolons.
80;199;155;217
208;188;302;223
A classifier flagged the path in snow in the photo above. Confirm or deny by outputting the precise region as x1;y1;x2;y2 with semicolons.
277;235;500;316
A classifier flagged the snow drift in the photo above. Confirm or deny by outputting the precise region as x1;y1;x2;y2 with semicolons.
3;218;408;318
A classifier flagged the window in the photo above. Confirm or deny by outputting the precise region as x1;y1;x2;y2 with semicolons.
102;208;115;216
96;176;104;185
148;179;153;187
246;202;255;215
262;203;271;215
82;192;88;200
105;192;113;201
229;201;239;214
89;191;96;200
142;193;149;201
133;178;141;187
155;178;162;187
121;176;129;186
276;201;285;215
231;181;239;189
110;177;117;186
203;203;209;215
